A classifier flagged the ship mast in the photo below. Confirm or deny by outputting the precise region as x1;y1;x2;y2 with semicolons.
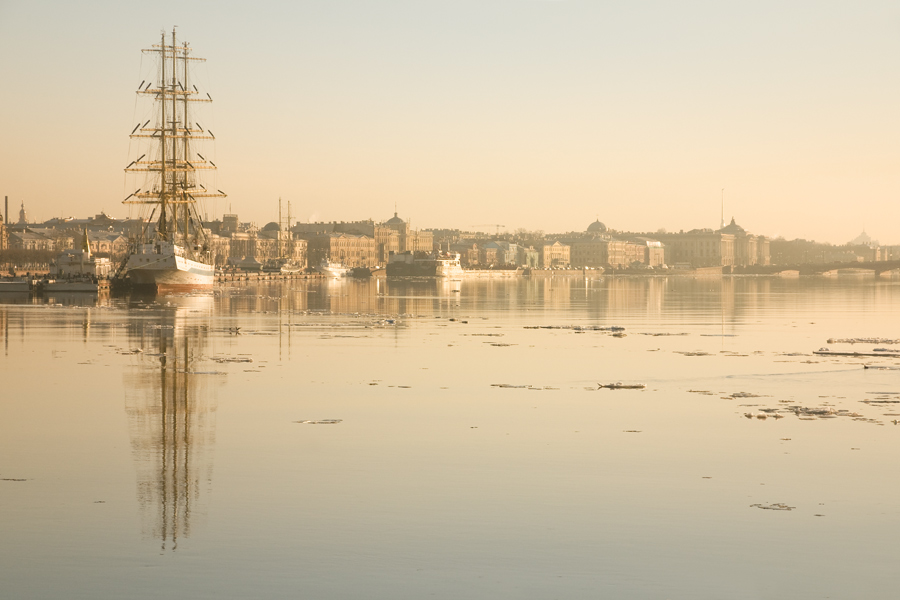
124;29;226;249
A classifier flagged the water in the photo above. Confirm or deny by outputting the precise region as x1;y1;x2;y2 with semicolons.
2;275;899;599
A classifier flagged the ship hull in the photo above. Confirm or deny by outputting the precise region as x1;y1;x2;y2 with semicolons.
315;262;349;278
386;258;463;278
125;246;214;290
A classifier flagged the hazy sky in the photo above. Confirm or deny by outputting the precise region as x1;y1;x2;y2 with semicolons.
1;1;898;243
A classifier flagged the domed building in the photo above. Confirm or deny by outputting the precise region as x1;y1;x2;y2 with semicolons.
385;212;405;227
261;221;281;232
381;211;433;256
715;217;769;267
587;219;608;234
719;217;746;236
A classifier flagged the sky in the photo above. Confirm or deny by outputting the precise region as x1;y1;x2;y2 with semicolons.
1;0;898;244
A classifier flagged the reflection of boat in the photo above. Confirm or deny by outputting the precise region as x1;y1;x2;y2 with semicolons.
386;252;463;278
121;29;225;291
124;309;219;551
262;257;303;274
316;260;349;278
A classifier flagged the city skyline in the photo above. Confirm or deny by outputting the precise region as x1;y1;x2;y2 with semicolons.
1;1;898;244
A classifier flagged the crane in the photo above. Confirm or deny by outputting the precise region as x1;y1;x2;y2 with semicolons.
471;224;505;236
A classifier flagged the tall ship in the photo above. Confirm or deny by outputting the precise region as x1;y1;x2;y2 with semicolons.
386;251;463;278
121;29;225;290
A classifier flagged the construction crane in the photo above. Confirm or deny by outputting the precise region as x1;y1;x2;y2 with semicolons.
471;224;505;236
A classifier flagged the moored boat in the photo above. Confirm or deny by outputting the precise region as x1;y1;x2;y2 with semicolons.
315;260;350;278
262;257;303;274
386;252;463;278
0;279;30;293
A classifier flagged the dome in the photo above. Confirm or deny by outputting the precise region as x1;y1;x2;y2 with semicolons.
385;212;405;226
262;221;281;232
719;217;745;235
587;219;607;233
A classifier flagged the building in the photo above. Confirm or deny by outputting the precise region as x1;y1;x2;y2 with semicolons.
383;212;433;255
567;221;665;269
479;241;521;267
630;238;666;267
0;212;7;251
656;229;736;268
9;230;58;251
718;218;770;267
293;219;402;267
541;241;570;268
85;232;129;258
449;242;480;267
518;246;540;268
306;233;377;268
17;201;28;227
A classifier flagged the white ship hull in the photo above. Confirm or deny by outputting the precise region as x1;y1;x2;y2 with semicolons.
125;243;214;290
315;261;349;278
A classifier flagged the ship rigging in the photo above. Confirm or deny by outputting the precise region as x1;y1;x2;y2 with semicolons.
121;28;225;289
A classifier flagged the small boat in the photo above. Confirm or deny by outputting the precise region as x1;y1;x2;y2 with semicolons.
262;258;303;274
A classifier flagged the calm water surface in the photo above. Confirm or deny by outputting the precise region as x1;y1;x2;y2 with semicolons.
2;276;900;599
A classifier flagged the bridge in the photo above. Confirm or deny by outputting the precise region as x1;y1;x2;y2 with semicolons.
734;260;900;276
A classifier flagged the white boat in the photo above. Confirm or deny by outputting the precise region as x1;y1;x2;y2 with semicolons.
120;30;225;291
50;229;112;285
125;241;215;289
262;257;303;274
315;260;349;278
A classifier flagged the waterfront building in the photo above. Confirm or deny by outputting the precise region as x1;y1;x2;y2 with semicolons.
258;223;308;266
656;229;736;268
384;212;434;254
223;227;307;268
306;233;377;268
541;241;570;268
567;221;665;269
293;218;409;266
719;218;770;267
518;246;540;268
630;237;666;267
480;241;521;267
449;242;480;267
0;212;7;250
570;237;615;268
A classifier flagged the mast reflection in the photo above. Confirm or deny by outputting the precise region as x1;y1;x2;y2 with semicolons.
123;301;219;551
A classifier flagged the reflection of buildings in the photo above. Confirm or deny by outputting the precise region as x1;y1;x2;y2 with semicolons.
124;310;218;550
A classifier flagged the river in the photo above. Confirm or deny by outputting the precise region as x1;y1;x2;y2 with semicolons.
2;275;899;599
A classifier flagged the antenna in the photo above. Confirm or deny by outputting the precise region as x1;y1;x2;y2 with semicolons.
720;189;725;230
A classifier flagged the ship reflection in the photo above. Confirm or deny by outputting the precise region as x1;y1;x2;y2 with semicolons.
123;303;219;551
